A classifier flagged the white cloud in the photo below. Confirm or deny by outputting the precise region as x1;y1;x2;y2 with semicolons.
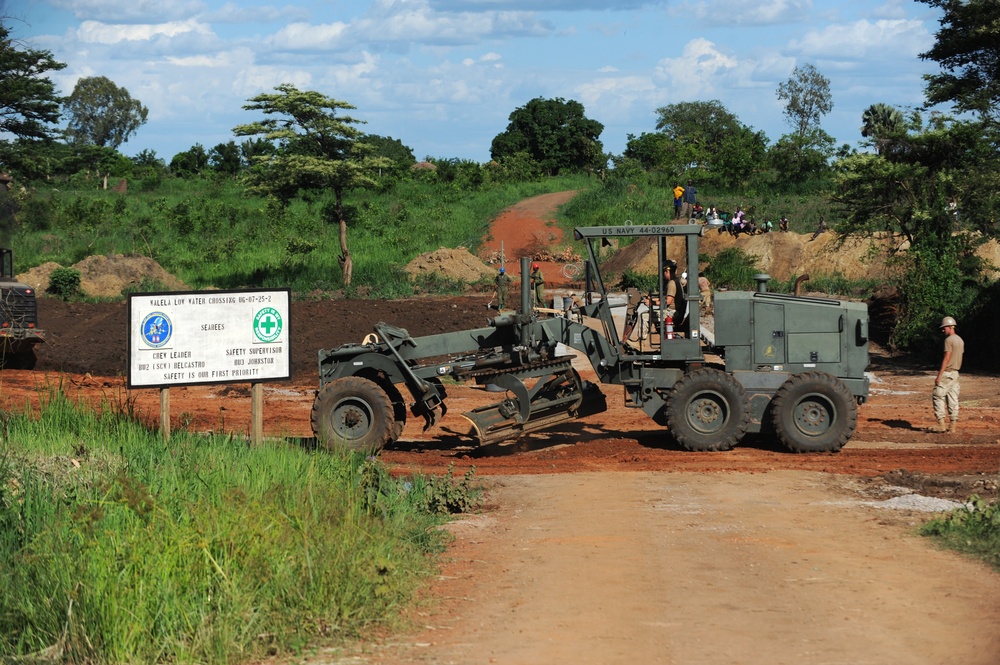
788;19;931;60
354;8;552;45
653;38;750;98
868;0;909;21
668;0;813;25
428;0;660;10
77;19;212;44
264;6;551;52
47;0;205;22
204;2;307;23
231;67;313;98
267;22;351;50
575;74;657;123
166;47;252;67
462;52;504;67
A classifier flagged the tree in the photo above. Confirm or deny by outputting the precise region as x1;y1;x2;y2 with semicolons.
490;97;604;176
64;76;148;149
362;134;415;176
170;144;208;177
919;0;1000;124
710;124;769;190
0;21;66;178
830;113;997;351
240;137;275;164
646;101;767;188
623;131;671;172
233;84;389;286
132;148;164;169
861;103;905;154
776;64;833;138
208;141;241;176
768;128;835;187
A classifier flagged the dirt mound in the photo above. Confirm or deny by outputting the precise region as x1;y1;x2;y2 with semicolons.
598;228;1000;283
404;247;493;283
18;254;189;298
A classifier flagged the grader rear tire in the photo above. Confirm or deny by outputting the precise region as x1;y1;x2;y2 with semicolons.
311;376;395;453
771;371;856;453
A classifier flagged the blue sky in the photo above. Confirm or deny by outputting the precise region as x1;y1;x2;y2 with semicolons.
4;0;944;163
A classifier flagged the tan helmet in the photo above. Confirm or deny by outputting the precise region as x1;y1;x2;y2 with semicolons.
940;316;957;328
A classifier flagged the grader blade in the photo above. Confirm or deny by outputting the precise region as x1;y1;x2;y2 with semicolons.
461;363;607;446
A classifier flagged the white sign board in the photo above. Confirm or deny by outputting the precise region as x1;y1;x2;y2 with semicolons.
128;289;291;388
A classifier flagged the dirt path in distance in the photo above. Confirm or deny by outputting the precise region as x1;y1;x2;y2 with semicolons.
482;190;581;288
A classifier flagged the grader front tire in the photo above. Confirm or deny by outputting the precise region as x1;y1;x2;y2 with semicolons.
311;376;395;453
665;368;750;452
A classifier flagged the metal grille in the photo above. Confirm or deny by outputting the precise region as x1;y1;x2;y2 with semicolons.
0;286;38;327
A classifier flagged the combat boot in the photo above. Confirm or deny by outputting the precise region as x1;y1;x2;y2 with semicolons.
949;420;958;433
929;418;948;433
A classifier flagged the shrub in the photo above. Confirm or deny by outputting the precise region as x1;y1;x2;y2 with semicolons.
47;267;81;299
921;495;1000;571
705;247;760;291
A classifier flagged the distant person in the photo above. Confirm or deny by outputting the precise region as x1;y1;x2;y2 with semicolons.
633;293;651;342
698;272;713;316
530;262;545;308
779;214;790;232
680;180;697;219
662;259;687;329
494;267;512;309
672;183;685;219
930;316;964;433
809;217;829;241
732;206;746;236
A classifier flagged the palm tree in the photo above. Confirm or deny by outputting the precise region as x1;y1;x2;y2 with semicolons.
861;103;904;154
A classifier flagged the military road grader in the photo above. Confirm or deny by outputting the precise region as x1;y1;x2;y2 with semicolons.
310;223;870;453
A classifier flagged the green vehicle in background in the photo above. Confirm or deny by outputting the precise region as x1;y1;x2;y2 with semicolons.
0;248;44;370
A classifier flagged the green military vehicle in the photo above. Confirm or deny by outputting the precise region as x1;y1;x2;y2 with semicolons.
311;223;869;453
0;248;44;369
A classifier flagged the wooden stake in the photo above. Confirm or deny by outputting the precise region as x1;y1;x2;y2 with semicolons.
251;382;263;446
160;387;171;441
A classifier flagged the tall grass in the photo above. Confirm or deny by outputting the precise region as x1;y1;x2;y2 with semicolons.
0;387;467;663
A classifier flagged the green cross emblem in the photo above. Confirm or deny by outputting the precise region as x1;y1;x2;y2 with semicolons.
253;307;283;342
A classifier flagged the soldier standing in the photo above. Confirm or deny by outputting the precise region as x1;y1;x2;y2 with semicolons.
494;267;512;309
930;316;964;433
530;263;545;308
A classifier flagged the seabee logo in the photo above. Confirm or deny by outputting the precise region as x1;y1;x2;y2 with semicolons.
141;312;172;348
253;307;283;343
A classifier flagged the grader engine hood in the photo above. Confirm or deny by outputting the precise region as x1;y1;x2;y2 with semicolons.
712;290;869;386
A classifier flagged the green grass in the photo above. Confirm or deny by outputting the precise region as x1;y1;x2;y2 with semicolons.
0;385;480;664
558;178;838;237
13;171;872;299
14;173;593;298
920;496;1000;571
